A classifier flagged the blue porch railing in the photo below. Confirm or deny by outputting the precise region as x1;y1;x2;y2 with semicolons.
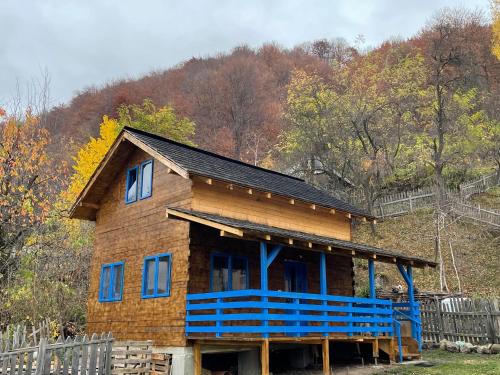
186;290;394;337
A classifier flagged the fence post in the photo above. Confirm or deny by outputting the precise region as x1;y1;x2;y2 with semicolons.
434;297;444;342
34;338;47;375
486;302;497;344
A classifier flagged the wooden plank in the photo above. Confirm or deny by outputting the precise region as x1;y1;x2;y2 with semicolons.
79;336;89;375
88;333;98;375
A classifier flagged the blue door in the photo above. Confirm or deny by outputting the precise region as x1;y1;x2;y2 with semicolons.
284;261;307;293
284;261;307;336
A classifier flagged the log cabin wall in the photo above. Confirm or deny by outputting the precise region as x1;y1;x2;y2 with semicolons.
87;148;193;346
188;224;354;297
191;180;352;241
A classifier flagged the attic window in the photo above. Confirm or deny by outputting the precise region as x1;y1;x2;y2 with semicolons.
125;166;138;203
140;160;153;199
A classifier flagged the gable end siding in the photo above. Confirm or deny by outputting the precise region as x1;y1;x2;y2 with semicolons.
87;148;193;346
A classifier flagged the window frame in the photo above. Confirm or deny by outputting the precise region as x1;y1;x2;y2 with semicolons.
141;253;172;299
98;261;125;303
125;166;139;204
209;253;249;292
139;159;154;200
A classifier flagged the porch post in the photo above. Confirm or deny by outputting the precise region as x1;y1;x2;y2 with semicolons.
319;252;328;337
368;258;378;337
407;265;416;341
260;242;269;338
368;259;376;299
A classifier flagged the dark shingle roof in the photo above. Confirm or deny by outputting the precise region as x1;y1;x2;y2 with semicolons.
125;127;372;218
167;207;436;267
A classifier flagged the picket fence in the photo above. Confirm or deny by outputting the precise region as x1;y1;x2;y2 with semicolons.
420;297;500;345
0;332;171;375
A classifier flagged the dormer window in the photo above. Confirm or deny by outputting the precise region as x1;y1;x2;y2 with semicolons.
125;166;138;203
140;160;153;199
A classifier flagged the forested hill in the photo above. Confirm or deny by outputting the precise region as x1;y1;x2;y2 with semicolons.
45;44;332;165
46;18;498;169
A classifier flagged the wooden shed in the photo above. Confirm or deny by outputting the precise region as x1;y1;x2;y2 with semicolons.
70;127;437;375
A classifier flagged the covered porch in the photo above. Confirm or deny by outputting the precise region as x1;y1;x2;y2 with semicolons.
166;207;436;374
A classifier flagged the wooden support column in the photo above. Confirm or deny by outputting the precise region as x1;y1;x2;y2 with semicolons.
193;342;201;375
373;338;379;365
261;339;270;375
322;338;330;375
319;252;328;337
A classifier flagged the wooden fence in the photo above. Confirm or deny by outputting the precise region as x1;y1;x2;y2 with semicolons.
448;198;500;228
0;333;113;375
459;173;499;198
0;333;172;375
420;297;500;344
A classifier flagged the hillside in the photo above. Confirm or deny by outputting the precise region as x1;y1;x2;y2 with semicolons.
353;206;500;297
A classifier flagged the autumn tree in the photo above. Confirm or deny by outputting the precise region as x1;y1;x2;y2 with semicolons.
0;109;64;282
280;45;427;227
417;8;490;200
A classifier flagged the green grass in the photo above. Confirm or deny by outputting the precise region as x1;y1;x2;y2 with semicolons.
375;349;500;375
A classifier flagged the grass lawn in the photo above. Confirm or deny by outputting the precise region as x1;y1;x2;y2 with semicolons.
375;349;500;375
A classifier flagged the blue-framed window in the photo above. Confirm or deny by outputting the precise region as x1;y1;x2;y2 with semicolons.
125;166;139;203
210;253;249;292
99;262;124;302
139;160;153;200
142;253;172;298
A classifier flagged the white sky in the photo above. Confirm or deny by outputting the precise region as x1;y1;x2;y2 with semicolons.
0;0;490;107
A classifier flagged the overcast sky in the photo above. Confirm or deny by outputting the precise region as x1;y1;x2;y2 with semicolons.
0;0;490;107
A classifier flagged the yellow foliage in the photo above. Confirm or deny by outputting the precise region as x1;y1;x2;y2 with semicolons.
65;116;121;203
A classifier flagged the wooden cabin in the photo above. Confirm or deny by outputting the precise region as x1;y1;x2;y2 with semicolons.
70;127;436;375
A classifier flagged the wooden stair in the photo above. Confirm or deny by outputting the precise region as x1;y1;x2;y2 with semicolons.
379;337;421;362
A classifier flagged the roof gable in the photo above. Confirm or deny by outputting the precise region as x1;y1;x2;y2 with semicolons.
70;127;371;220
124;127;372;219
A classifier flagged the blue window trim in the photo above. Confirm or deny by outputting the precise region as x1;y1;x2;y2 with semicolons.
139;159;154;200
210;253;249;292
141;253;172;299
98;261;125;302
125;166;139;204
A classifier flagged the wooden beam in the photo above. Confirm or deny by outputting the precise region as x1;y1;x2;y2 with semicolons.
264;234;271;241
265;192;272;199
346;213;352;219
308;242;313;248
322;338;330;375
373;219;377;224
310;204;316;210
247;188;253;195
288;238;294;245
227;184;234;190
327;245;332;251
330;209;336;214
80;202;99;210
165;208;244;237
362;217;367;222
204;178;213;185
193;342;201;375
261;339;270;375
289;199;295;205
